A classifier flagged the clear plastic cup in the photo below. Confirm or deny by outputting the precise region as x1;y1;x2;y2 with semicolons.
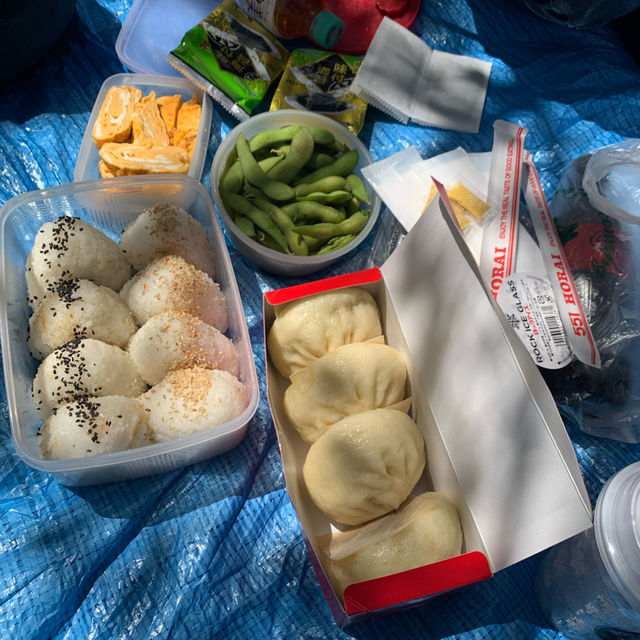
534;461;640;639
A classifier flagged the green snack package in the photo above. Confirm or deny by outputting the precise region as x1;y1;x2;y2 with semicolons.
270;48;368;134
168;0;289;120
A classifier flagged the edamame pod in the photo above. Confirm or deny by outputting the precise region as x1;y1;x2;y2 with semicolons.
236;133;295;202
305;151;336;170
295;176;347;197
248;125;335;152
235;215;256;238
266;127;315;184
281;201;345;224
224;193;289;252
293;211;369;240
252;198;308;256
297;190;353;205
221;154;285;196
293;149;359;185
317;233;357;254
346;173;370;204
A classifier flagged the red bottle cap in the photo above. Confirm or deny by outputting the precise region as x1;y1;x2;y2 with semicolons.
322;0;422;55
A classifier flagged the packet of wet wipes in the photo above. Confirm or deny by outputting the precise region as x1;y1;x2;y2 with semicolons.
270;48;368;134
168;0;289;120
351;17;492;133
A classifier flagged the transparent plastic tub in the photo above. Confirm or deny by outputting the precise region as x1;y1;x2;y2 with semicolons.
210;111;381;277
535;461;640;638
74;73;213;183
0;175;259;487
115;0;217;77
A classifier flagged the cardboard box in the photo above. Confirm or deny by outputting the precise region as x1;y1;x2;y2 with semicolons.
263;197;593;627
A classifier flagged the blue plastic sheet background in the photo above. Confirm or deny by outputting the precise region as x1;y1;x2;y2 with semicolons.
2;1;640;638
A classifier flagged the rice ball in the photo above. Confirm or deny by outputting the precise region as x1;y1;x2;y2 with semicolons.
119;202;216;277
28;278;137;360
120;255;228;332
140;367;248;442
127;311;239;385
26;216;131;309
38;396;150;459
32;338;147;418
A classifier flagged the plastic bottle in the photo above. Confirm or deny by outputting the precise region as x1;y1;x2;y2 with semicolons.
233;0;344;49
534;461;640;639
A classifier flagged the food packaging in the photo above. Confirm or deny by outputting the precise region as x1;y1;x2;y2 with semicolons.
0;175;259;487
263;195;593;626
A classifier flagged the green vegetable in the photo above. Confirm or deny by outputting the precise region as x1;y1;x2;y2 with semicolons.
293;211;369;240
236;133;295;202
293;149;359;185
295;176;348;197
266;127;315;184
223;193;289;252
281;201;345;224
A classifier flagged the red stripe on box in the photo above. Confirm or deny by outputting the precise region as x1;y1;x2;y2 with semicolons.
343;551;492;615
265;268;383;305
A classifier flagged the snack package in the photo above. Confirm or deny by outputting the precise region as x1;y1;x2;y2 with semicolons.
270;48;367;134
168;0;289;120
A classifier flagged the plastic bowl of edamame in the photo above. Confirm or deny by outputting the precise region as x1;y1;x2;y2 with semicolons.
211;111;381;276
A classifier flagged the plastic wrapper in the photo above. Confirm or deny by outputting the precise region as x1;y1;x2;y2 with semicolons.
542;140;640;442
168;0;289;120
270;48;367;134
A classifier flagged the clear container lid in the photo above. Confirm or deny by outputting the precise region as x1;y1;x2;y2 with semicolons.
115;0;218;76
595;460;640;611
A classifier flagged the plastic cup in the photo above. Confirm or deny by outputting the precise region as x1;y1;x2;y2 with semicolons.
534;461;640;639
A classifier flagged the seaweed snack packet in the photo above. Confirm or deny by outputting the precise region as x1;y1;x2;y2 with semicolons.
168;0;289;121
271;48;367;134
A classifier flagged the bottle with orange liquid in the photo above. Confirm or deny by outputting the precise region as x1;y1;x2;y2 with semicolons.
234;0;344;49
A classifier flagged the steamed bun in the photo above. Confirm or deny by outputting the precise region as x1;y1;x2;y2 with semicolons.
127;311;239;385
119;202;216;277
28;278;137;359
284;342;408;443
303;409;426;526
120;255;228;331
140;367;248;442
32;338;147;417
38;396;150;459
323;492;463;601
26;216;131;309
267;287;382;379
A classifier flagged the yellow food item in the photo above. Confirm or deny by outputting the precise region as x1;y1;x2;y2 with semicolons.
99;143;191;175
423;182;489;230
92;87;202;177
447;183;490;220
131;92;171;147
156;94;183;133
172;95;202;159
92;85;142;148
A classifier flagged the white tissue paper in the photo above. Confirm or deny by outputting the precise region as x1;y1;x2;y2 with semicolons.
352;17;492;133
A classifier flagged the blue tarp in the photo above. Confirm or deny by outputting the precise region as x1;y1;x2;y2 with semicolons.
1;1;640;638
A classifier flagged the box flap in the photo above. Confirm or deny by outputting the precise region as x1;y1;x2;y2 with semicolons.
380;197;593;573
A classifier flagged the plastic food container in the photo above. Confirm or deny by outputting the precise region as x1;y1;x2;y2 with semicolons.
535;461;640;639
0;175;259;487
210;111;381;277
74;73;213;183
115;0;217;76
